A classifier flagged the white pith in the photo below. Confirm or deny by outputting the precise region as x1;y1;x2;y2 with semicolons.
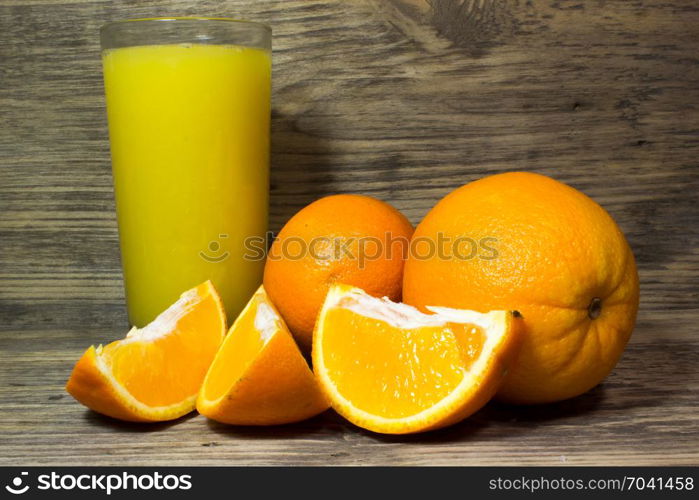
124;287;200;343
254;300;279;342
338;287;500;331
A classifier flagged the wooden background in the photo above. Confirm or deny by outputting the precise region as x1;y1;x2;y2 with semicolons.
1;0;698;465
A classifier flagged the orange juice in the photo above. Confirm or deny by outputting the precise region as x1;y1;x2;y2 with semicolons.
102;43;271;326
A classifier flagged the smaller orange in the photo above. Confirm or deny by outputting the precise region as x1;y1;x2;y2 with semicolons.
197;286;329;425
264;194;414;351
313;284;523;434
66;281;226;422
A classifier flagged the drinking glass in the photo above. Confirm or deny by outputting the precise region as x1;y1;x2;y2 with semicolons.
100;18;272;326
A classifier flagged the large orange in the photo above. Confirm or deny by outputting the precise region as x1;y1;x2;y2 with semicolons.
264;194;414;350
403;172;639;404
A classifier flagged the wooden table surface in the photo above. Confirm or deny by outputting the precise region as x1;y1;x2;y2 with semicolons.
1;0;698;466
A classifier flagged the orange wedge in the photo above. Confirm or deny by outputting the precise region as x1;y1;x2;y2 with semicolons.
66;281;226;422
197;286;329;425
312;284;523;434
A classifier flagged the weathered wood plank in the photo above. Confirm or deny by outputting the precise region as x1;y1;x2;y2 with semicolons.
0;342;696;466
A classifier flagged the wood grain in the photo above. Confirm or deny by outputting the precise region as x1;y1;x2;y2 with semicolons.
1;0;698;465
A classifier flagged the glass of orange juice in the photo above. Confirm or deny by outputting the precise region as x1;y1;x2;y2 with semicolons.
100;18;271;327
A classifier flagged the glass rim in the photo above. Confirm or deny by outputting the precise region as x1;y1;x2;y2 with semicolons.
100;17;272;34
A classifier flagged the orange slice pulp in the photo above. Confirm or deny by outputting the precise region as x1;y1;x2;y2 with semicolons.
313;284;522;434
66;281;226;422
197;286;329;425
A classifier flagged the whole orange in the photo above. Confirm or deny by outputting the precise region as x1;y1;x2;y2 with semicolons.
264;194;414;351
403;172;639;404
